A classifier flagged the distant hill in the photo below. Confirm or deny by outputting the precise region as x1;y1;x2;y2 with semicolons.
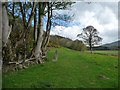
102;40;120;47
48;35;87;51
48;35;119;50
93;40;120;50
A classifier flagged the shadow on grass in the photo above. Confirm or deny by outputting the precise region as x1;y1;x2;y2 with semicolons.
31;81;54;88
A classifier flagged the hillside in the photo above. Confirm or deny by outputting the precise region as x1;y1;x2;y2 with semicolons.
49;35;119;50
102;40;120;47
92;40;120;50
49;35;87;51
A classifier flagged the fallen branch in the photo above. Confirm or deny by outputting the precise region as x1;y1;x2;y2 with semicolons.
24;58;35;62
8;61;19;65
8;58;36;65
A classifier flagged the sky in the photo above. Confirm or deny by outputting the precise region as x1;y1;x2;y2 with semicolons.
50;1;118;45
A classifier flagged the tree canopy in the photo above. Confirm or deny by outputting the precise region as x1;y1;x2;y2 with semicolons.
77;25;102;53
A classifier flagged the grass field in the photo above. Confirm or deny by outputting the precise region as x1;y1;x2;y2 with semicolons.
92;50;118;56
3;47;118;88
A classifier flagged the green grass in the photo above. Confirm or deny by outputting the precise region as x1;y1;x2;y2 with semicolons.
92;50;118;56
3;47;118;88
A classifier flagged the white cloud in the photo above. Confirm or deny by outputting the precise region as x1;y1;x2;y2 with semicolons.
51;2;118;44
51;26;82;40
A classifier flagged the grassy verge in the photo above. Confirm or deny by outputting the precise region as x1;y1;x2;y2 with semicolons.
3;47;118;88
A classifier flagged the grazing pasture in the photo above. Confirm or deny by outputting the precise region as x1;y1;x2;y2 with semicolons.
3;48;118;88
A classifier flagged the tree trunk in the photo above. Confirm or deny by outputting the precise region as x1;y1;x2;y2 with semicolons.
0;2;2;51
89;35;93;53
0;2;2;77
19;2;36;61
33;2;46;64
42;34;50;58
34;15;44;64
2;4;12;47
41;2;52;58
89;43;93;53
90;47;93;53
12;2;15;32
33;7;37;42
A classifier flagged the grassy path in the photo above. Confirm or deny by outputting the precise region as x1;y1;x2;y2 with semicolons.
3;48;118;88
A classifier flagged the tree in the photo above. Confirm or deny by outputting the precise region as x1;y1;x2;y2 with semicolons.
0;2;2;73
51;13;74;27
33;2;46;64
77;25;102;53
2;3;12;47
41;2;75;61
19;2;36;61
2;1;75;71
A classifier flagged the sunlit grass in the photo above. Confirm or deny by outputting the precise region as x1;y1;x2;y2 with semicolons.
3;47;118;88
